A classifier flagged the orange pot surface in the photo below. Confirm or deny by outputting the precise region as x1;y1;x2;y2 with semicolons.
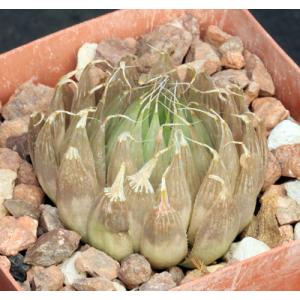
0;9;299;291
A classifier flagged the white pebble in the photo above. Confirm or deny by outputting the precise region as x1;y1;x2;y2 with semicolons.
294;222;300;240
60;252;86;285
225;237;270;261
75;42;98;80
284;180;300;205
268;120;300;150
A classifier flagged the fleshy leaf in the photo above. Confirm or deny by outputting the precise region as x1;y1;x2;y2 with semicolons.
88;164;133;260
140;177;188;269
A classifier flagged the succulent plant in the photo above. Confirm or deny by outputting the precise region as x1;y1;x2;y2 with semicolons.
28;53;267;269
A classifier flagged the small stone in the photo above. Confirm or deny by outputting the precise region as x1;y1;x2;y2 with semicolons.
184;39;221;75
19;280;31;291
39;204;63;232
276;196;300;225
168;266;184;285
252;97;289;131
75;247;119;280
221;51;245;70
243;185;283;247
137;15;198;70
0;116;29;149
294;222;300;240
204;25;232;47
212;69;250;89
0;216;37;256
245;50;275;96
0;255;11;271
72;277;115;291
0;148;21;172
13;184;44;208
207;263;226;273
224;237;270;262
6;133;29;159
268;120;300;151
118;254;152;288
273;145;300;179
284;180;300;205
112;279;126;291
24;229;81;267
139;272;176;291
2;81;54;120
245;81;260;105
219;36;244;54
219;37;245;69
59;285;75;291
0;169;17;218
0;169;17;199
262;152;281;190
75;43;97;80
17;160;39;186
60;252;86;285
9;254;30;282
32;265;64;291
279;224;294;243
180;269;206;285
4;199;40;219
96;38;137;66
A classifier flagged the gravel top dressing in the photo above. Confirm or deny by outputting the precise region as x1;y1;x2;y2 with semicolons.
0;14;299;291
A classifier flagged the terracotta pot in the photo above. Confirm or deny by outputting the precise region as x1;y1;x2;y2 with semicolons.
0;9;300;291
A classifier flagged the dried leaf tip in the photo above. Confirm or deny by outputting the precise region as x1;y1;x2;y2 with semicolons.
208;174;228;201
65;146;80;160
105;163;126;202
76;112;89;128
127;158;157;194
158;176;172;214
118;131;133;142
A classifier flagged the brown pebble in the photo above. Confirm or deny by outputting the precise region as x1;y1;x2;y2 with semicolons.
252;97;289;131
118;254;152;288
4;198;41;219
59;285;76;291
96;38;137;66
185;39;221;75
39;204;63;232
245;50;275;96
204;25;232;47
13;184;44;208
262;152;281;190
276;196;300;225
273;144;300;179
139;272;176;291
221;51;245;70
0;148;21;172
17;160;39;186
0;216;37;256
168;266;184;285
2;80;54;120
75;247;120;280
25;229;81;267
245;81;260;105
32;265;64;291
72;277;115;291
0;116;29;148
